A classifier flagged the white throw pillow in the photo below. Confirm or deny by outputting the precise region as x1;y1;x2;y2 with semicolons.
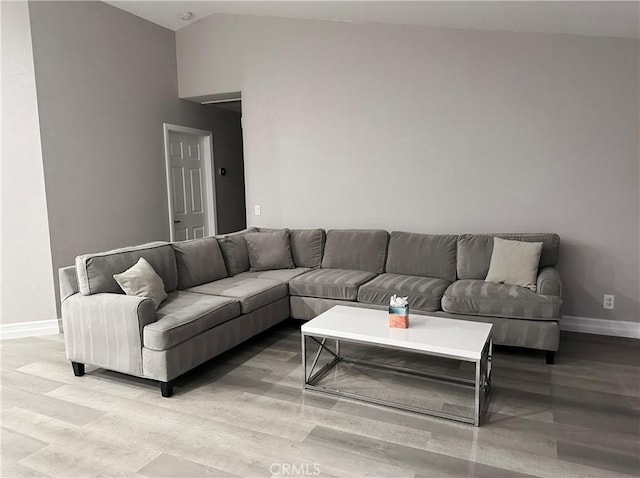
113;257;167;309
485;237;543;291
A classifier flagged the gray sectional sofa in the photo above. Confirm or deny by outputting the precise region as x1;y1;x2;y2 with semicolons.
59;228;562;396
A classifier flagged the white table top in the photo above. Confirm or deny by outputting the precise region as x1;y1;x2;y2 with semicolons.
301;306;492;361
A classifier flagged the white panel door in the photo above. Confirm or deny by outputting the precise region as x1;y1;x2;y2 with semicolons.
167;131;210;241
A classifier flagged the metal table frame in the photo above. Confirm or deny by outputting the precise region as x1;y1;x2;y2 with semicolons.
301;331;492;426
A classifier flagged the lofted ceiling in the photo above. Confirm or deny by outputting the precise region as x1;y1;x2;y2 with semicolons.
102;1;640;39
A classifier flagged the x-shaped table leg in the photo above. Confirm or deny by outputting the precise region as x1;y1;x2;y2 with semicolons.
302;335;341;385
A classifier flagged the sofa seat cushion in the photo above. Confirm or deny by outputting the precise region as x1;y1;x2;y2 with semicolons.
186;277;287;314
289;269;376;301
235;268;312;283
357;274;450;312
442;280;562;320
144;291;240;351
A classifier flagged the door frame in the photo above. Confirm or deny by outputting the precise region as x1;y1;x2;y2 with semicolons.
163;123;217;241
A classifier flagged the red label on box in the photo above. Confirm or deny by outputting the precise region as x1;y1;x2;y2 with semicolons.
389;314;409;328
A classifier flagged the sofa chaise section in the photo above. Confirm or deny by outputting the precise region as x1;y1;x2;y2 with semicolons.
60;235;291;397
441;233;563;363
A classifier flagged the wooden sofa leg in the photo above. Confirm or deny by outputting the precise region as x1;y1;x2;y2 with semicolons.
160;381;174;398
545;351;555;365
71;362;85;376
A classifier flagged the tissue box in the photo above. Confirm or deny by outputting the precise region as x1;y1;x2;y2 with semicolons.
389;306;409;328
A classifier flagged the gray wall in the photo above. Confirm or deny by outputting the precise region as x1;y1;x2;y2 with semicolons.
206;106;246;234
177;14;640;323
28;1;233;314
1;1;57;325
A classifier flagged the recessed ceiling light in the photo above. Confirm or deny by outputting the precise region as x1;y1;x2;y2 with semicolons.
179;11;194;21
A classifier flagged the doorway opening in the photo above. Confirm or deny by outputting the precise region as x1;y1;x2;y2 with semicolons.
163;124;216;241
204;99;247;234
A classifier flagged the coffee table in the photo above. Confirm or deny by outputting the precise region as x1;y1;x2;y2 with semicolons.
301;305;493;426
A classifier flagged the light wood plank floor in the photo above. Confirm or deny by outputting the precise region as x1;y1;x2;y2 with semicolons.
1;320;639;477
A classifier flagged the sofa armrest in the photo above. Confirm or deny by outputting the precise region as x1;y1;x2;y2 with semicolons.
59;265;79;303
62;293;156;376
537;267;562;297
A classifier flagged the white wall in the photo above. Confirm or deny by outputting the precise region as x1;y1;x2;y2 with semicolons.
27;1;234;315
0;1;57;325
177;14;640;323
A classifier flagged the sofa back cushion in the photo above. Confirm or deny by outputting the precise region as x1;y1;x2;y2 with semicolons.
75;241;177;296
386;232;458;281
216;227;257;276
246;230;295;271
258;228;325;268
457;233;560;280
171;237;227;289
321;229;389;273
290;229;325;268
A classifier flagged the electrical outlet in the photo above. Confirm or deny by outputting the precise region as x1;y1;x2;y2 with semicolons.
254;205;261;216
603;294;615;310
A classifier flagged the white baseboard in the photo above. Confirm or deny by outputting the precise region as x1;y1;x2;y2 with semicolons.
1;316;637;340
0;319;62;340
561;316;640;339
